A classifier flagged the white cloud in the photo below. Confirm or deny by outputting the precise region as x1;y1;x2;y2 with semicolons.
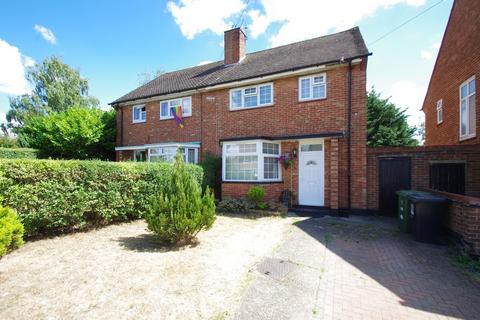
34;24;56;44
0;39;32;95
248;0;426;47
197;60;213;66
387;80;426;127
420;41;441;60
167;0;246;39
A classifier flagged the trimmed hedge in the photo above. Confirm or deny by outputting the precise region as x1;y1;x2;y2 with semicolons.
0;148;39;159
0;159;203;237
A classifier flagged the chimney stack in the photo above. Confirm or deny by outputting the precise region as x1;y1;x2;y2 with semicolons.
224;28;246;65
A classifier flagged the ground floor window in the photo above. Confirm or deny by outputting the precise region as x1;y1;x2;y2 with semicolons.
134;150;147;162
148;146;198;163
222;140;281;182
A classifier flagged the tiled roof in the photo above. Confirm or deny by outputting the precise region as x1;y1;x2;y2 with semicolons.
112;27;369;105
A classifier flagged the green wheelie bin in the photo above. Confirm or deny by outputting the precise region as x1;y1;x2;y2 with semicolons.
396;190;429;233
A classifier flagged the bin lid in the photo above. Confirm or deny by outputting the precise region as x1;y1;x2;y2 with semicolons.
396;190;430;197
409;193;449;203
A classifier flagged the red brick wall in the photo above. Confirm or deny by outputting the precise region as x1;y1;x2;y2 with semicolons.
116;60;368;209
367;145;480;210
423;0;479;146
222;183;284;202
428;189;480;255
224;28;246;65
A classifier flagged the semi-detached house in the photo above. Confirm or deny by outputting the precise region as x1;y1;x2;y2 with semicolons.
111;27;371;211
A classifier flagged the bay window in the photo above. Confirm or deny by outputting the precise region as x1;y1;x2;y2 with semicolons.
160;96;192;120
230;83;273;110
460;77;476;139
299;73;326;101
223;140;281;182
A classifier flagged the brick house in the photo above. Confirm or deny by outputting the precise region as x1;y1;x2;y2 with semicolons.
111;27;371;211
422;0;478;146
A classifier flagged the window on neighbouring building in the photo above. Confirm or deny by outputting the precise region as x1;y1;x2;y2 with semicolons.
430;163;465;195
460;77;476;139
223;141;280;181
134;150;147;162
132;105;146;123
160;96;192;120
436;99;443;124
299;73;326;101
229;83;273;109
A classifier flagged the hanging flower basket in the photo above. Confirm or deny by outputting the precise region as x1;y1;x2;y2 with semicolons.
278;153;294;169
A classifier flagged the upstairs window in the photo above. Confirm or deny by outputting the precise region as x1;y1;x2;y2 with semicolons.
230;83;273;110
299;73;326;101
436;99;443;124
459;77;476;139
132;105;146;123
160;97;192;120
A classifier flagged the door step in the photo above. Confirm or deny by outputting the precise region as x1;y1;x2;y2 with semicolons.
288;205;341;217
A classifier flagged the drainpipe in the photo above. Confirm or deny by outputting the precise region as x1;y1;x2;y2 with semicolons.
347;61;353;211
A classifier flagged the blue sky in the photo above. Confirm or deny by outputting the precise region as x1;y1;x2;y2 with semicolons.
0;0;453;127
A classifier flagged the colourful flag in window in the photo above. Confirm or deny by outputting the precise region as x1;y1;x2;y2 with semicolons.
172;105;184;128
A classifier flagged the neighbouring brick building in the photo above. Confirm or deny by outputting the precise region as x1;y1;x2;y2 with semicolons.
111;27;371;211
423;0;479;145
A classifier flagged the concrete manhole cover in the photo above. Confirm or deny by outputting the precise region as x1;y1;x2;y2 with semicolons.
256;258;296;280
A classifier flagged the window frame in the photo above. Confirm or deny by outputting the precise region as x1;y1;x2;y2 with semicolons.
229;83;274;110
132;104;146;123
436;99;443;124
459;76;476;140
298;73;327;102
159;96;193;120
147;146;198;164
222;140;282;182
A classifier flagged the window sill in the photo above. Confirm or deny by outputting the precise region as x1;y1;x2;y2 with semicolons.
159;115;192;121
459;134;476;142
229;104;274;112
132;120;146;124
222;180;283;184
436;121;443;126
298;97;327;104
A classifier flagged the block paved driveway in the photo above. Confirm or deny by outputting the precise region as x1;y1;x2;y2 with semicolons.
234;215;480;320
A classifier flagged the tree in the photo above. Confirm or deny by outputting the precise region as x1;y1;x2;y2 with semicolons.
367;88;418;147
137;68;164;85
7;57;99;131
145;152;216;245
20;106;115;160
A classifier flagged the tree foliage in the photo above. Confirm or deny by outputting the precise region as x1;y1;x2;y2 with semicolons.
145;153;216;245
7;57;99;130
367;88;418;147
20;106;116;160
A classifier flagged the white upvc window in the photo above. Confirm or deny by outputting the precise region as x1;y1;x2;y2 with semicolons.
160;96;192;120
299;73;327;101
459;76;476;140
222;140;281;182
229;83;273;110
134;150;147;162
436;99;443;124
148;146;198;163
132;105;146;123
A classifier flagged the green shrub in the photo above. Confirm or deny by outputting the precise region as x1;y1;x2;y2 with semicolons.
247;186;268;209
0;205;24;257
0;159;203;237
0;136;19;148
200;152;221;196
0;148;38;159
145;153;215;245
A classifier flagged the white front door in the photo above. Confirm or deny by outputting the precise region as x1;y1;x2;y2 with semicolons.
298;140;324;206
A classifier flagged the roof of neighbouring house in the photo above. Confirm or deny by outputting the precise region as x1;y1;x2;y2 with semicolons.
111;27;370;105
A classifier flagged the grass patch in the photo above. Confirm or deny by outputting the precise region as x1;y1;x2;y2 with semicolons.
451;249;480;279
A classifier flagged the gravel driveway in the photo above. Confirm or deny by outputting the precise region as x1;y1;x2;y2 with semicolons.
0;215;292;320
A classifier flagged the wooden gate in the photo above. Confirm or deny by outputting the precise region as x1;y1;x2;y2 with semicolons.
379;157;411;216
